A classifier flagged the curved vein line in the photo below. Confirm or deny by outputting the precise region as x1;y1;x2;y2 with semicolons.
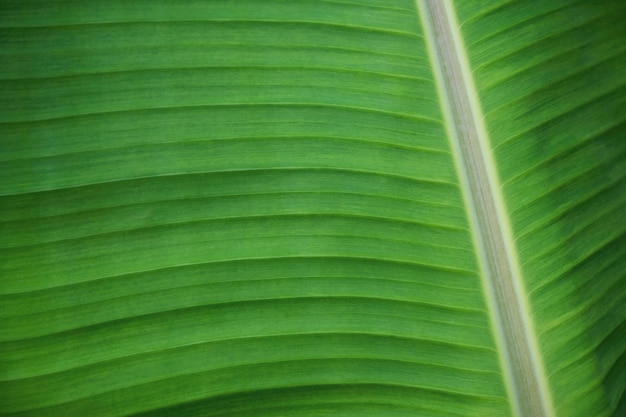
0;254;476;296
0;19;423;38
0;211;469;251
0;166;456;198
0;101;441;127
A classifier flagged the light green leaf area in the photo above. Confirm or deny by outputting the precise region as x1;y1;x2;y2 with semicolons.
0;1;624;416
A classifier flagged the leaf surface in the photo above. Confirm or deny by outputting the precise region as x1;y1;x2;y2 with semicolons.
0;1;624;416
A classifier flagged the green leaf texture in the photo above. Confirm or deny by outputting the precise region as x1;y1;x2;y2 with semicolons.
453;1;626;415
0;1;624;416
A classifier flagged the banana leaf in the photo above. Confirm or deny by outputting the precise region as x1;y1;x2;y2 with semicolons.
1;1;624;416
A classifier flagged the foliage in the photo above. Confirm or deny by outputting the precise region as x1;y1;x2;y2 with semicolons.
1;1;624;416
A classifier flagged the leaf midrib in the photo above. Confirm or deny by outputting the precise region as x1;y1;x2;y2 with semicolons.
418;1;555;416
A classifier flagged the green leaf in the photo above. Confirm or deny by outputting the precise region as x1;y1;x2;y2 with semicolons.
0;1;624;416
